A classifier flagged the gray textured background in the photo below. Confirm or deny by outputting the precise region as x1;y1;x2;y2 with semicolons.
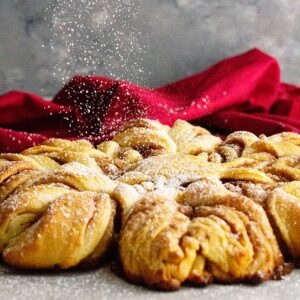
0;0;300;97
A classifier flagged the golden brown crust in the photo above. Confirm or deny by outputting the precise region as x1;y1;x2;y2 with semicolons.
0;154;60;170
168;119;221;155
1;118;300;291
119;180;284;289
22;138;104;158
3;192;116;269
0;150;117;269
266;182;300;259
114;121;300;289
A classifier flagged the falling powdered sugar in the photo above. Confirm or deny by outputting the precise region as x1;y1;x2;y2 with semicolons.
45;0;149;88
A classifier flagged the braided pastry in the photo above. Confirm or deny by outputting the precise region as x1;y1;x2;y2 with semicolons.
21;139;108;172
96;141;143;176
168;119;222;155
0;153;60;171
118;154;274;186
1;117;300;292
216;131;259;162
1;190;115;269
22;138;104;158
266;181;300;259
215;131;300;163
110;118;176;157
0;152;116;269
96;118;221;165
119;179;285;290
21;138;139;176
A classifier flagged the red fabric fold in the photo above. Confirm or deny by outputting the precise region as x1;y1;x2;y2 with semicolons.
1;48;299;153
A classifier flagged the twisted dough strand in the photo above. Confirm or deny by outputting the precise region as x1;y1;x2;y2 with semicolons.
3;191;115;269
119;179;285;290
0;152;116;269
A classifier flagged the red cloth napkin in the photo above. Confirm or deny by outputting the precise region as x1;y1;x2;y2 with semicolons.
1;48;300;153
